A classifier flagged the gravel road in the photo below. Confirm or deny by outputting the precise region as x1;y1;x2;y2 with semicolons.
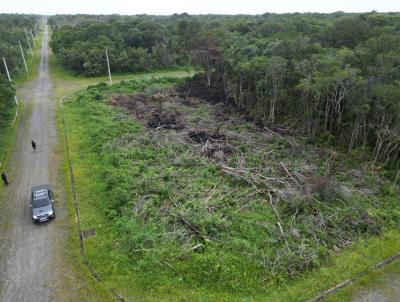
351;272;400;302
0;25;73;301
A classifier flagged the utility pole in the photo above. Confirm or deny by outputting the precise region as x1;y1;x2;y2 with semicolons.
19;41;28;73
2;57;11;82
30;29;36;48
25;30;33;56
2;57;18;105
106;48;112;85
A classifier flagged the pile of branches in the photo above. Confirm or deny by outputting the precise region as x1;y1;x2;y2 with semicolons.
221;161;381;260
221;162;303;198
109;92;185;130
186;129;233;160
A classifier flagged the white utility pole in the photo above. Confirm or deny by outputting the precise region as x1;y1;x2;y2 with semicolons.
2;57;11;81
25;30;33;56
105;48;112;85
19;41;29;73
2;57;19;105
30;30;36;48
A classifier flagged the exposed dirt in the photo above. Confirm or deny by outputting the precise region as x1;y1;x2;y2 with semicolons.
187;129;226;144
187;129;232;159
110;93;185;130
109;83;309;164
0;26;81;302
109;88;237;161
175;75;227;104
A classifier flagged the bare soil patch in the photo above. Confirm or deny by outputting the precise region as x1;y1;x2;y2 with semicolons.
110;93;185;130
109;86;240;161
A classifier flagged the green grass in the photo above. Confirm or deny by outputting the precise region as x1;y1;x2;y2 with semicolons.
60;78;400;301
0;106;18;160
55;104;117;301
49;53;193;100
50;54;193;82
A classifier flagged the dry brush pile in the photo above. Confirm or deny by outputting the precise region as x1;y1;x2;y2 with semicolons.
60;78;400;298
94;80;394;289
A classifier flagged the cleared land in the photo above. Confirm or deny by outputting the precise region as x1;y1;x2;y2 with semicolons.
60;76;400;301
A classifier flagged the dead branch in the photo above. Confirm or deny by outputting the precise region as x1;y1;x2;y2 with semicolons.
268;191;285;237
131;248;155;253
221;165;288;190
204;177;222;208
166;209;205;240
153;124;167;131
323;153;336;176
277;221;285;237
187;243;204;251
221;165;266;193
280;162;302;189
185;88;191;101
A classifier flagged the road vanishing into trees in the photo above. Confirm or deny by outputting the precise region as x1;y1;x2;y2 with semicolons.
0;25;77;302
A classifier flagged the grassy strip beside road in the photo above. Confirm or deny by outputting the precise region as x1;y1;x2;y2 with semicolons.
56;96;116;301
0;105;22;178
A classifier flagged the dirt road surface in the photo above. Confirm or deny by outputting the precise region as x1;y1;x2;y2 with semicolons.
350;272;400;302
0;25;75;301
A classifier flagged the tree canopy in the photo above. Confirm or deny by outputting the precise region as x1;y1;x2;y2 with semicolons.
49;12;400;165
0;14;38;128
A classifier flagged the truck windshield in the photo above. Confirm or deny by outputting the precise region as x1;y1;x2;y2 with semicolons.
32;198;50;208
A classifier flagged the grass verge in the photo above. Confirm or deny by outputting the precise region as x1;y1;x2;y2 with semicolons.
54;100;117;301
0;105;23;191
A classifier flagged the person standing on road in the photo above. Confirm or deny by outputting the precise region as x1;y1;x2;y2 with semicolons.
1;172;9;186
31;140;36;151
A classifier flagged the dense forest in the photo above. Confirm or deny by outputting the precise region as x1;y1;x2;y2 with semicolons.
0;14;38;134
50;13;400;168
0;14;38;74
49;14;191;75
